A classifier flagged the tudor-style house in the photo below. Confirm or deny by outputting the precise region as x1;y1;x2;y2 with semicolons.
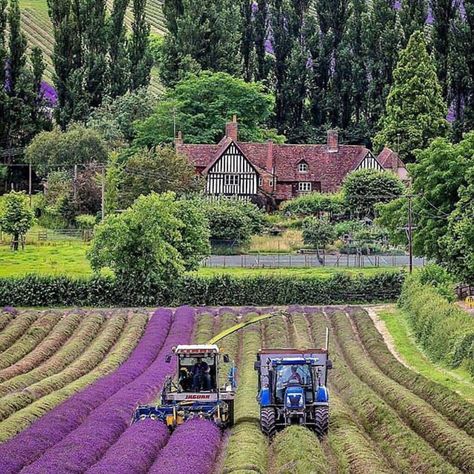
176;116;407;206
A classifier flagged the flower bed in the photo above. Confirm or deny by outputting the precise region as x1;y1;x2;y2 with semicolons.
22;307;195;473
0;311;147;441
0;309;172;473
0;311;39;352
0;312;83;382
149;419;221;474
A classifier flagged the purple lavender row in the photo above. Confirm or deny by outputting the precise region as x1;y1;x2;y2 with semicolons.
149;418;221;474
0;309;172;474
23;307;195;473
86;421;169;474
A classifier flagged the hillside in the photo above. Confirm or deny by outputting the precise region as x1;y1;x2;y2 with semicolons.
19;0;165;94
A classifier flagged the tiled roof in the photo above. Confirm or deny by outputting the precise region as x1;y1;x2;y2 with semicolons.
378;147;405;169
178;140;372;184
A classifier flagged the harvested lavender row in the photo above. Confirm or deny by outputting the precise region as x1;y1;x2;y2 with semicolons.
149;419;221;474
0;310;172;474
24;307;195;473
86;421;169;474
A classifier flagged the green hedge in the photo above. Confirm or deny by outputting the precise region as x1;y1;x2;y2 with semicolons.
399;276;474;377
0;272;404;307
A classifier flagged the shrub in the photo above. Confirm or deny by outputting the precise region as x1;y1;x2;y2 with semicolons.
399;275;474;377
417;264;456;302
281;192;344;217
75;214;97;230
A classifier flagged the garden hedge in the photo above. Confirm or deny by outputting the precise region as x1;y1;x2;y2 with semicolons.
0;272;404;307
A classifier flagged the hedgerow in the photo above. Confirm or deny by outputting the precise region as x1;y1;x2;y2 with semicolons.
0;313;127;425
0;272;404;307
0;312;62;370
325;309;458;474
222;315;268;473
331;310;474;473
0;311;147;442
350;308;474;437
399;276;474;377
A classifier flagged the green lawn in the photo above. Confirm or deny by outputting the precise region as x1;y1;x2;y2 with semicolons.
19;0;48;12
0;243;399;279
377;305;474;402
196;266;397;278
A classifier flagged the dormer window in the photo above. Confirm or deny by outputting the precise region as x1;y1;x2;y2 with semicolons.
298;162;308;173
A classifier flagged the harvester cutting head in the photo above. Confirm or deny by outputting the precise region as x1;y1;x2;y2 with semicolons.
132;344;236;430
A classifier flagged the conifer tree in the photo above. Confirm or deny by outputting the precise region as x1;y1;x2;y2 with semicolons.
374;31;449;162
241;0;254;82
7;0;27;95
0;0;8;148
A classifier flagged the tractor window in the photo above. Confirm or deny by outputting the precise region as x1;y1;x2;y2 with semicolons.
178;356;217;392
275;364;311;387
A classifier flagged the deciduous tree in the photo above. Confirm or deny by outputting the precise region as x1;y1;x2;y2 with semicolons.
0;191;34;250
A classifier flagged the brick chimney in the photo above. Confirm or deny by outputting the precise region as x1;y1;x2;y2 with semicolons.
266;140;274;173
174;131;183;147
225;115;238;141
327;129;339;153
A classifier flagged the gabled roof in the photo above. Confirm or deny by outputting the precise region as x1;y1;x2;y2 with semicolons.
378;147;405;169
177;140;401;186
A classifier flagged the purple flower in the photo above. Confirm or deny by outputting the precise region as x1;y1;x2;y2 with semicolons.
21;307;195;473
0;309;173;473
40;81;58;107
149;419;221;474
2;306;18;315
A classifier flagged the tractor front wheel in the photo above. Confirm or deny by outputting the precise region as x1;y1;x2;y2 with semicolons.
314;406;329;438
260;407;276;437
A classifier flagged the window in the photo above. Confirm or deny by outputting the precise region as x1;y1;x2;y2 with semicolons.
258;177;263;186
298;162;308;173
269;179;274;187
298;182;312;192
225;175;239;186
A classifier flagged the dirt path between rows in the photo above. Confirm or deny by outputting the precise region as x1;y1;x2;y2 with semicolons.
364;305;409;368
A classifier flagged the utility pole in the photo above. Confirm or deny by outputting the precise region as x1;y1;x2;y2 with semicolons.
101;166;105;222
28;160;32;207
407;194;413;274
73;164;78;201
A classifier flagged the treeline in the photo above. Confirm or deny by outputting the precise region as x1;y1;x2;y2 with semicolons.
161;0;474;146
0;0;51;151
48;0;153;128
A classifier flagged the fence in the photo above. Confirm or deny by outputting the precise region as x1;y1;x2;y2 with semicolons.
0;228;93;244
201;253;426;269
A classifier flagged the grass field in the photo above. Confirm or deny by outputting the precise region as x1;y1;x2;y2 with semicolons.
0;243;400;279
376;305;474;401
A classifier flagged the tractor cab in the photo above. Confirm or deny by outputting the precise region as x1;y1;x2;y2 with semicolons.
255;347;332;438
132;345;236;430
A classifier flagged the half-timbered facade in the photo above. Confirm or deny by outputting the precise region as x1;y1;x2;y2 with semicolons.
176;117;407;205
205;143;258;197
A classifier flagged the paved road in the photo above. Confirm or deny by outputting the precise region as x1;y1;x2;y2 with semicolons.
202;254;426;268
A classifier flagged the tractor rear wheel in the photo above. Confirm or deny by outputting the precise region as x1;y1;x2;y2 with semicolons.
314;406;329;438
260;407;276;437
226;400;235;427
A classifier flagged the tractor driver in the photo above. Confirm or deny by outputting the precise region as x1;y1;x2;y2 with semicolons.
286;365;303;384
192;358;211;391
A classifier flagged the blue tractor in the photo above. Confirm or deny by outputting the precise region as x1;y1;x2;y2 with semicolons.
254;342;332;438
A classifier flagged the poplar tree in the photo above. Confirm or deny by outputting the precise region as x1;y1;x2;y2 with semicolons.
0;0;8;148
254;0;268;82
160;0;242;87
399;0;428;44
129;0;153;90
374;31;449;162
430;0;458;98
366;0;403;128
241;0;254;82
108;0;130;98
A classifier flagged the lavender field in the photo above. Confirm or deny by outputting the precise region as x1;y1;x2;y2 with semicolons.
0;306;472;473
